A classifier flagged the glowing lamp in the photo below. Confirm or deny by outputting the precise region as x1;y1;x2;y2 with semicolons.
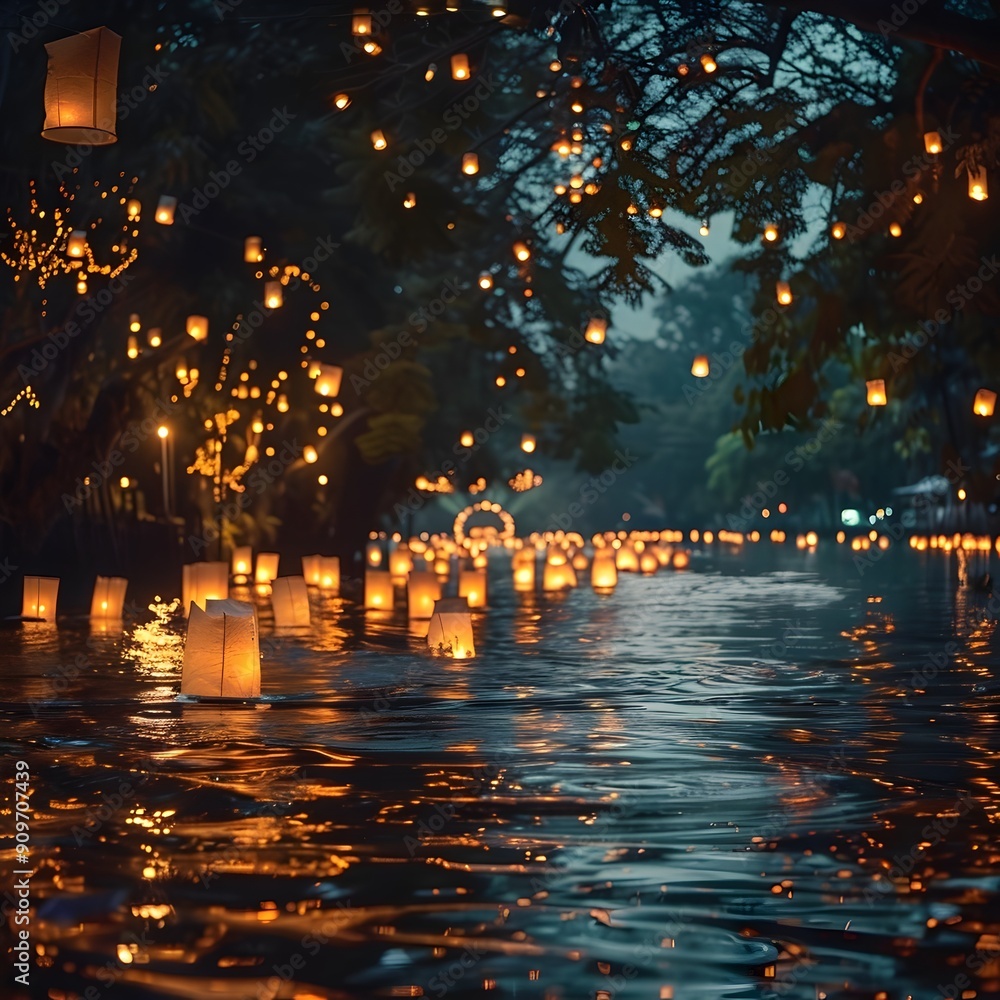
462;152;479;175
866;379;887;406
244;236;263;262
776;280;792;305
585;317;607;344
317;556;340;592
186;315;208;341
513;241;531;261
67;230;88;257
542;562;577;591
313;364;343;398
127;335;139;359
352;9;372;34
700;53;717;73
126;199;141;219
181;599;260;699
923;131;942;155
181;562;229;615
271;576;311;627
460;430;474;447
615;545;639;571
364;569;393;609
367;542;383;567
264;281;283;309
831;221;846;240
763;224;779;242
155;195;177;225
458;569;487;608
41;27;121;145
691;354;709;378
427;602;476;658
672;550;690;569
512;550;535;592
591;555;617;590
231;545;252;582
148;328;162;348
255;552;280;585
333;93;351;109
451;53;471;80
640;552;659;574
371;129;387;150
969;166;988;201
389;545;414;582
478;272;493;290
22;576;59;620
407;571;441;618
521;434;536;453
974;388;996;417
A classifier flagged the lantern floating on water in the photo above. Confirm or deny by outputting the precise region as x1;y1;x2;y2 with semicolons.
639;552;659;575
264;281;283;309
512;550;535;592
155;195;177;225
186;315;208;342
317;556;340;591
244;236;263;263
968;166;988;201
691;354;709;378
585;317;607;344
313;364;343;398
41;27;121;145
615;544;640;571
90;576;127;619
181;599;260;699
459;569;487;608
127;335;139;359
271;576;311;627
231;545;252;583
451;53;471;80
542;561;577;591
866;379;887;406
182;562;229;615
22;576;59;620
389;545;414;582
591;554;617;590
364;569;393;609
407;571;441;618
974;388;996;417
367;541;383;567
427;600;475;658
672;550;690;570
924;131;942;155
67;230;87;257
255;552;280;585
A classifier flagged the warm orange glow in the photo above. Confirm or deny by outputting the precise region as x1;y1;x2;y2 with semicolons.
585;317;607;344
776;280;792;305
974;388;996;417
691;354;709;378
923;130;942;155
866;379;887;406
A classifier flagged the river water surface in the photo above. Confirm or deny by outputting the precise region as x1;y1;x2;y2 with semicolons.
1;545;998;1000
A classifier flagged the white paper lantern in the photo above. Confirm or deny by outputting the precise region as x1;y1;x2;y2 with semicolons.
255;552;280;585
182;562;229;615
231;545;252;582
427;600;476;658
407;571;441;618
365;569;394;609
41;27;122;145
458;568;487;608
22;576;59;619
181;599;260;699
90;576;127;618
271;576;311;627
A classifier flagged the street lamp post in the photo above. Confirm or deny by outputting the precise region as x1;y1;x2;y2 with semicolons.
157;425;170;518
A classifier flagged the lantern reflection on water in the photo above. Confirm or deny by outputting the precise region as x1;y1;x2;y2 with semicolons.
181;599;260;699
90;576;128;619
271;576;311;627
22;576;59;620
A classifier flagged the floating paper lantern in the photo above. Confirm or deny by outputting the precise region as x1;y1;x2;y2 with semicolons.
181;599;260;699
231;545;252;582
364;569;393;609
923;131;942;155
776;280;792;305
866;379;887;406
389;545;413;581
407;571;441;618
255;552;280;585
155;195;177;225
427;602;475;658
264;281;283;309
451;53;471;80
974;388;996;417
182;562;229;614
186;315;208;341
691;355;709;378
244;236;263;262
591;555;617;590
313;364;343;398
459;569;487;608
615;545;639;571
969;166;988;201
271;576;311;627
640;552;659;574
542;562;577;591
301;554;321;586
478;271;493;290
41;27;121;145
367;541;383;567
66;230;88;257
672;550;690;569
317;556;340;591
585;317;607;344
512;550;535;592
462;152;479;175
90;575;127;619
22;576;59;620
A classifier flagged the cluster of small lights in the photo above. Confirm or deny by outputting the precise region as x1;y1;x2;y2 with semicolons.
468;476;487;495
1;176;141;290
508;468;543;492
453;500;516;547
415;474;455;493
1;385;40;417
